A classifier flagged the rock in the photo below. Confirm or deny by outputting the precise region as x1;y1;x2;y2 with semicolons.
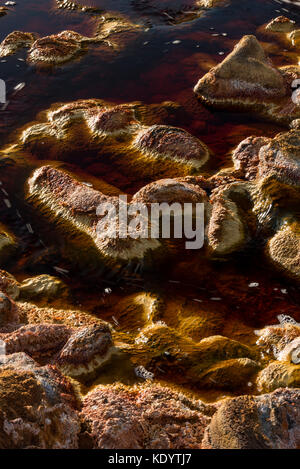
105;292;161;334
132;177;209;205
255;314;300;363
0;353;80;448
133;125;210;170
162;296;225;342
86;105;138;136
0;323;71;357
19;99;212;178
80;383;213;448
227;133;300;283
289;29;300;47
56;324;114;379
279;338;300;364
257;130;300;187
290;119;300;129
188;335;257;385
198;0;224;6
257;361;300;392
0;31;37;57
0;270;20;300
232;136;270;180
267;219;300;281
28;31;84;65
202;388;300;449
55;0;101;13
14;300;105;328
194;35;300;124
24;15;141;66
197;358;260;390
19;275;68;302
27;165;162;266
129;322;200;372
207;182;252;257
130;324;257;387
94;14;142;50
231;129;300;199
266;16;296;33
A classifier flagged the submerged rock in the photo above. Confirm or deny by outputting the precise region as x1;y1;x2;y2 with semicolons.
196;357;259;390
19;275;68;302
28;31;85;65
1;15;141;66
0;31;37;57
55;0;102;14
95;14;142;49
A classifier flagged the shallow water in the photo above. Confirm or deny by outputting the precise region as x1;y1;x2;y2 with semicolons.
0;0;300;400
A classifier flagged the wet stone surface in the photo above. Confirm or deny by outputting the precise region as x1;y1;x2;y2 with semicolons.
0;0;300;449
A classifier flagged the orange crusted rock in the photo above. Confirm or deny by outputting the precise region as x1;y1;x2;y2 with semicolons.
202;388;300;449
0;353;80;448
80;383;213;449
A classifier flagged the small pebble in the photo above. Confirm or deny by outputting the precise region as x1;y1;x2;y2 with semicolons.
14;82;25;91
3;199;11;208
